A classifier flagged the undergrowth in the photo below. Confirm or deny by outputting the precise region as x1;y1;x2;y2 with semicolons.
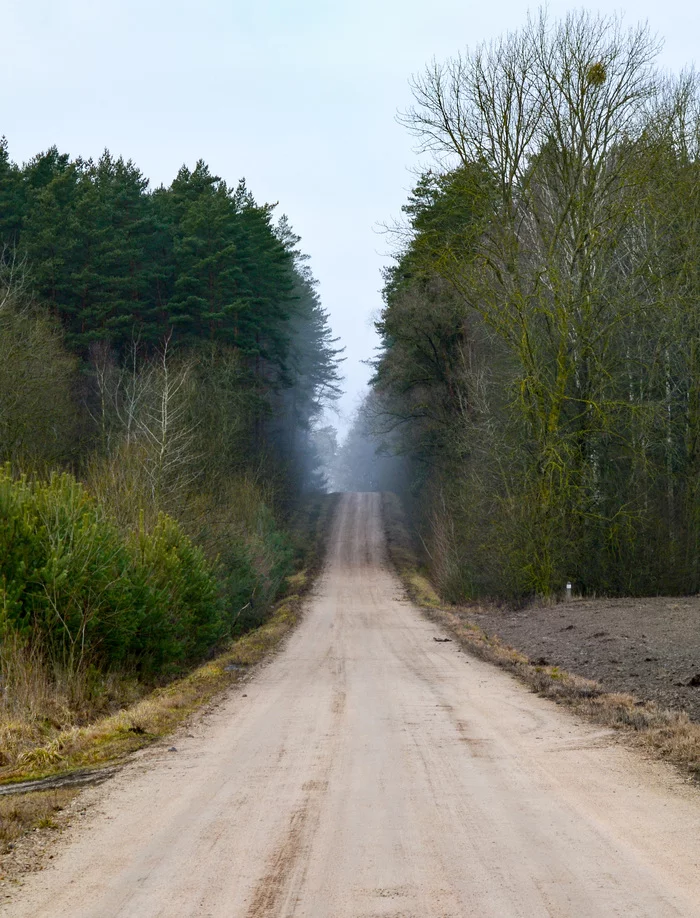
1;587;305;784
0;487;338;783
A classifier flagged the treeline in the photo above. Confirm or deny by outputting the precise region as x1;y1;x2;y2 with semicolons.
0;140;341;715
371;10;700;600
0;144;340;474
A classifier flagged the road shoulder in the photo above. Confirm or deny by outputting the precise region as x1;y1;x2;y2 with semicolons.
381;491;700;784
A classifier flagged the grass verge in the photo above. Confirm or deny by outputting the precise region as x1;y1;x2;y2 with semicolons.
0;493;338;868
381;491;700;782
1;589;305;786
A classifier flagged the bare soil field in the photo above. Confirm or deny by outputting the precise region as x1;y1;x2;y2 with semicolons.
467;596;700;721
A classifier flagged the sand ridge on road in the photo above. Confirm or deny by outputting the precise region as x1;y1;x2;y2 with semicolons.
4;492;700;917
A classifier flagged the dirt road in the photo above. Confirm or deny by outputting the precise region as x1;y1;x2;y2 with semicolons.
6;493;700;917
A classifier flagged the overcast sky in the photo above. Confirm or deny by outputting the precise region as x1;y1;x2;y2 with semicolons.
1;1;697;434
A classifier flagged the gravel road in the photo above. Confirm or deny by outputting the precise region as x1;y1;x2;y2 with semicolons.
5;492;700;917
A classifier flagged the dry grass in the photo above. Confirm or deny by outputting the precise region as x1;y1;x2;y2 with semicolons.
0;788;78;851
381;492;700;782
0;493;336;887
0;632;145;772
0;584;306;785
0;493;338;787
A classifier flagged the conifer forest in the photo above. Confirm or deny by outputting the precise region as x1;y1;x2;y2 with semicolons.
0;141;342;715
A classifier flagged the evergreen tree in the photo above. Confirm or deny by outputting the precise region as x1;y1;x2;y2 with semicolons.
21;148;81;319
0;137;24;246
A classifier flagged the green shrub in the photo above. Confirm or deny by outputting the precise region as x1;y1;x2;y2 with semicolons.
185;478;295;634
30;472;138;672
129;513;225;669
0;468;224;678
0;471;43;627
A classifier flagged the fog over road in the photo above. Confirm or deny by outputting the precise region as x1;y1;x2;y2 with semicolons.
6;492;700;917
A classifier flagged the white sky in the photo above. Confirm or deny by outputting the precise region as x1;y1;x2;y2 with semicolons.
1;1;697;434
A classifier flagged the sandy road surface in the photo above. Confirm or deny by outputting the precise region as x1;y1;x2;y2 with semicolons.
6;492;700;917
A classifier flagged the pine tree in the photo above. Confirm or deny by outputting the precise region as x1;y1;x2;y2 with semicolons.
0;137;24;246
165;161;245;344
21;148;82;324
87;152;164;350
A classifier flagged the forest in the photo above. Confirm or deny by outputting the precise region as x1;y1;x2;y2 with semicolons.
354;10;700;601
0;141;342;746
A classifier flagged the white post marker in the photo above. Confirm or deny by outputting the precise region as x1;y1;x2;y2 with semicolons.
566;581;572;599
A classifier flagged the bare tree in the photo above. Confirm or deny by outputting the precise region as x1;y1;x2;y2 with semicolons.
395;9;681;592
87;335;199;524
